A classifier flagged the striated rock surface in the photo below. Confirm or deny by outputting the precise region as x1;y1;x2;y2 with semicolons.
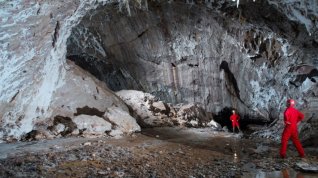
67;0;317;121
66;0;317;142
0;0;317;142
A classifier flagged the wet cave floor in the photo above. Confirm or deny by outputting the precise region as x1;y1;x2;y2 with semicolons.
0;127;317;178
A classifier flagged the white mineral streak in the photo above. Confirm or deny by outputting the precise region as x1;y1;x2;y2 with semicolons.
0;0;112;139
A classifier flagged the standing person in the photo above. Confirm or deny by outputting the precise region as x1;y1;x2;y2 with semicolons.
280;99;305;158
230;109;241;133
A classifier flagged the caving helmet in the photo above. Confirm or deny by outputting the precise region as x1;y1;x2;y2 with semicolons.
287;99;295;107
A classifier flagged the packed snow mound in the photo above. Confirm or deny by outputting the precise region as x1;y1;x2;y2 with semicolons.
116;90;221;129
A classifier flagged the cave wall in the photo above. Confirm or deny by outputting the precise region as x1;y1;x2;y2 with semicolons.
0;0;317;141
0;0;134;141
67;0;317;121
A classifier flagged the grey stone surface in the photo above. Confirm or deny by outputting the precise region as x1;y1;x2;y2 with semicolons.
73;114;112;136
116;90;217;128
0;0;317;142
104;106;141;133
67;0;317;124
295;162;318;173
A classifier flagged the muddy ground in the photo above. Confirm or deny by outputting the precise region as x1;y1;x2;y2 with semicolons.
0;128;317;178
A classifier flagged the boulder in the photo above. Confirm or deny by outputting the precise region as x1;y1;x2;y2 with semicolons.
73;115;112;136
295;162;318;173
176;103;213;127
104;106;141;134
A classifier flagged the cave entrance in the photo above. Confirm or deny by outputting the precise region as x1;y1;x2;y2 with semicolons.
213;107;270;133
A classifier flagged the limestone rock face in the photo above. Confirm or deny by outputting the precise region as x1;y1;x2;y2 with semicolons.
0;0;317;142
33;62;140;139
116;90;218;128
50;61;128;119
67;0;317;121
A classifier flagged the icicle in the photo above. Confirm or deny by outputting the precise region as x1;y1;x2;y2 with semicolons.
232;0;240;8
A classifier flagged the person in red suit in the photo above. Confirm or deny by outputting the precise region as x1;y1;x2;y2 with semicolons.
230;109;241;133
280;99;305;158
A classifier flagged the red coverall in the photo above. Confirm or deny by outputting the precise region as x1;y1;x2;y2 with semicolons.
280;106;305;158
230;113;240;128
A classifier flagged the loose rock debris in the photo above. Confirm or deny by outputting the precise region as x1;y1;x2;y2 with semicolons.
0;128;317;178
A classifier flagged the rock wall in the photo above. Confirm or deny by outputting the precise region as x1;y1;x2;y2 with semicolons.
0;0;141;141
0;0;317;141
67;0;317;120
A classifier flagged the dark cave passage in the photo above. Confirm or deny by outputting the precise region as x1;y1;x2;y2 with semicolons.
213;107;270;133
67;54;143;92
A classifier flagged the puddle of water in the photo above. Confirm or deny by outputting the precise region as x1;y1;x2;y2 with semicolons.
242;169;318;178
142;128;318;178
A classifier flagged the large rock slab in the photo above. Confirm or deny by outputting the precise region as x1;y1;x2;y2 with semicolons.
73;115;112;136
104;106;141;134
295;162;318;173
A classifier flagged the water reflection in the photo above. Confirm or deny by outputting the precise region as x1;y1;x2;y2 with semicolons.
243;169;317;178
282;169;304;178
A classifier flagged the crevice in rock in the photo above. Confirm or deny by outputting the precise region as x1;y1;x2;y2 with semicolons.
249;54;262;61
219;61;241;100
137;29;149;38
36;7;41;15
289;69;318;87
52;21;60;48
188;63;199;67
48;116;77;137
9;90;19;103
126;103;151;128
21;130;39;141
74;106;105;117
103;116;117;130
